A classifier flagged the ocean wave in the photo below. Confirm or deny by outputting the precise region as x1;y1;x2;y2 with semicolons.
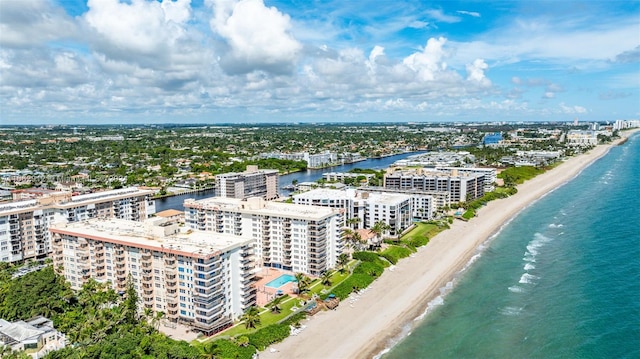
548;223;564;228
524;263;535;271
508;285;525;293
460;253;482;272
372;323;413;359
501;306;523;316
523;253;536;263
519;273;539;284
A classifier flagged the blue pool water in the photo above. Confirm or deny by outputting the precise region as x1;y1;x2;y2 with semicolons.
265;274;297;288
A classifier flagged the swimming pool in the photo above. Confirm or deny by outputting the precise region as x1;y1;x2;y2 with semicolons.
265;274;297;288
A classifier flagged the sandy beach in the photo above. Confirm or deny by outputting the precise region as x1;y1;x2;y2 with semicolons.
259;130;638;359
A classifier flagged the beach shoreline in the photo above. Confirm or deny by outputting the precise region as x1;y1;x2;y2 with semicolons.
259;129;638;359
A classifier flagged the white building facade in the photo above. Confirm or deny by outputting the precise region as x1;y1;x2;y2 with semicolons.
0;187;155;263
50;218;256;335
215;165;279;200
184;197;343;276
293;189;414;238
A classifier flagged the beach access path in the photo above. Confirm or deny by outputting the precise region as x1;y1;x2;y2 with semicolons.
260;130;638;359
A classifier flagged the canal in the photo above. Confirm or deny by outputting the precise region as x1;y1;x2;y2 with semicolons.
154;151;424;212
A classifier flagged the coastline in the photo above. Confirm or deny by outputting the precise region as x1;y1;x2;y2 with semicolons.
259;129;639;359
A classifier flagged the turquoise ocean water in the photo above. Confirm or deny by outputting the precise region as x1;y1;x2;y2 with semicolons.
383;133;640;359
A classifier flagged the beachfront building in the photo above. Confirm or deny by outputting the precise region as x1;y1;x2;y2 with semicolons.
613;119;640;130
184;197;343;276
566;130;598;146
434;167;497;193
50;217;256;335
383;168;485;203
215;165;278;200
357;187;439;221
392;151;475;167
293;188;414;237
0;316;66;357
0;187;155;263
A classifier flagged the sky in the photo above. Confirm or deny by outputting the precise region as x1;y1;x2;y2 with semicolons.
0;0;638;125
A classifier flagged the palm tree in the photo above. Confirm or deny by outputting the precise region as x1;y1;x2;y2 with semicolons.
346;217;361;229
199;341;222;359
337;253;350;273
240;306;261;329
320;271;332;286
269;295;284;314
371;221;391;249
152;311;165;330
294;273;311;294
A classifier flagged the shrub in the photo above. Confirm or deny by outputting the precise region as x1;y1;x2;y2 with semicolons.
352;251;389;268
214;339;256;359
380;246;413;264
462;209;475;220
353;261;384;277
329;272;376;300
247;323;290;351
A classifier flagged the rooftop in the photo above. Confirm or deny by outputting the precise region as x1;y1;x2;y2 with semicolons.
50;218;252;258
184;196;340;220
294;188;412;205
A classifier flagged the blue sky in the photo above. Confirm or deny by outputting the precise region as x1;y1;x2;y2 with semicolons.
0;0;638;125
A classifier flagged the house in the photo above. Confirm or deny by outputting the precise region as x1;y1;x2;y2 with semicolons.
0;316;66;358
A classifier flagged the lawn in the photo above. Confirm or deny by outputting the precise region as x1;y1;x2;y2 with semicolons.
210;260;357;340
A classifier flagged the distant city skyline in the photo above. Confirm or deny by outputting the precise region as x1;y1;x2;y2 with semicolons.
0;0;638;125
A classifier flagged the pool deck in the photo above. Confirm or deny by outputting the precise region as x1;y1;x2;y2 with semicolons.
255;268;298;306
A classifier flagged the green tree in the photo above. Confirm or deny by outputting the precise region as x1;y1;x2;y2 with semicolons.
240;306;261;329
337;253;350;273
269;295;285;314
122;274;139;325
294;273;311;294
371;221;391;249
320;271;332;286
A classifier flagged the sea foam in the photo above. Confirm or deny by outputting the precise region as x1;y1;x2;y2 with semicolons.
519;273;539;284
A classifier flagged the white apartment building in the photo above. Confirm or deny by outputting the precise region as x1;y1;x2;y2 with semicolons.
184;197;343;276
307;151;338;168
613;119;640;130
0;187;155;263
566;130;598;146
322;172;375;184
384;168;485;203
435;167;497;193
50;217;256;335
215;165;279;200
293;189;414;238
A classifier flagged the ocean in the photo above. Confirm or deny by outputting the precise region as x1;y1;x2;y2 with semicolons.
382;133;640;359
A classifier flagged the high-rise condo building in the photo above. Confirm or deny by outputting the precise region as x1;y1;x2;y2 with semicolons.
184;197;343;276
383;168;485;203
0;187;155;263
293;188;415;237
50;217;256;335
215;165;279;200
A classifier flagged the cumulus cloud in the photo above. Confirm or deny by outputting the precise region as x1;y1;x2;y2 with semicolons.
402;37;448;81
0;0;77;47
465;59;490;86
84;0;191;59
560;103;587;114
208;0;302;74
